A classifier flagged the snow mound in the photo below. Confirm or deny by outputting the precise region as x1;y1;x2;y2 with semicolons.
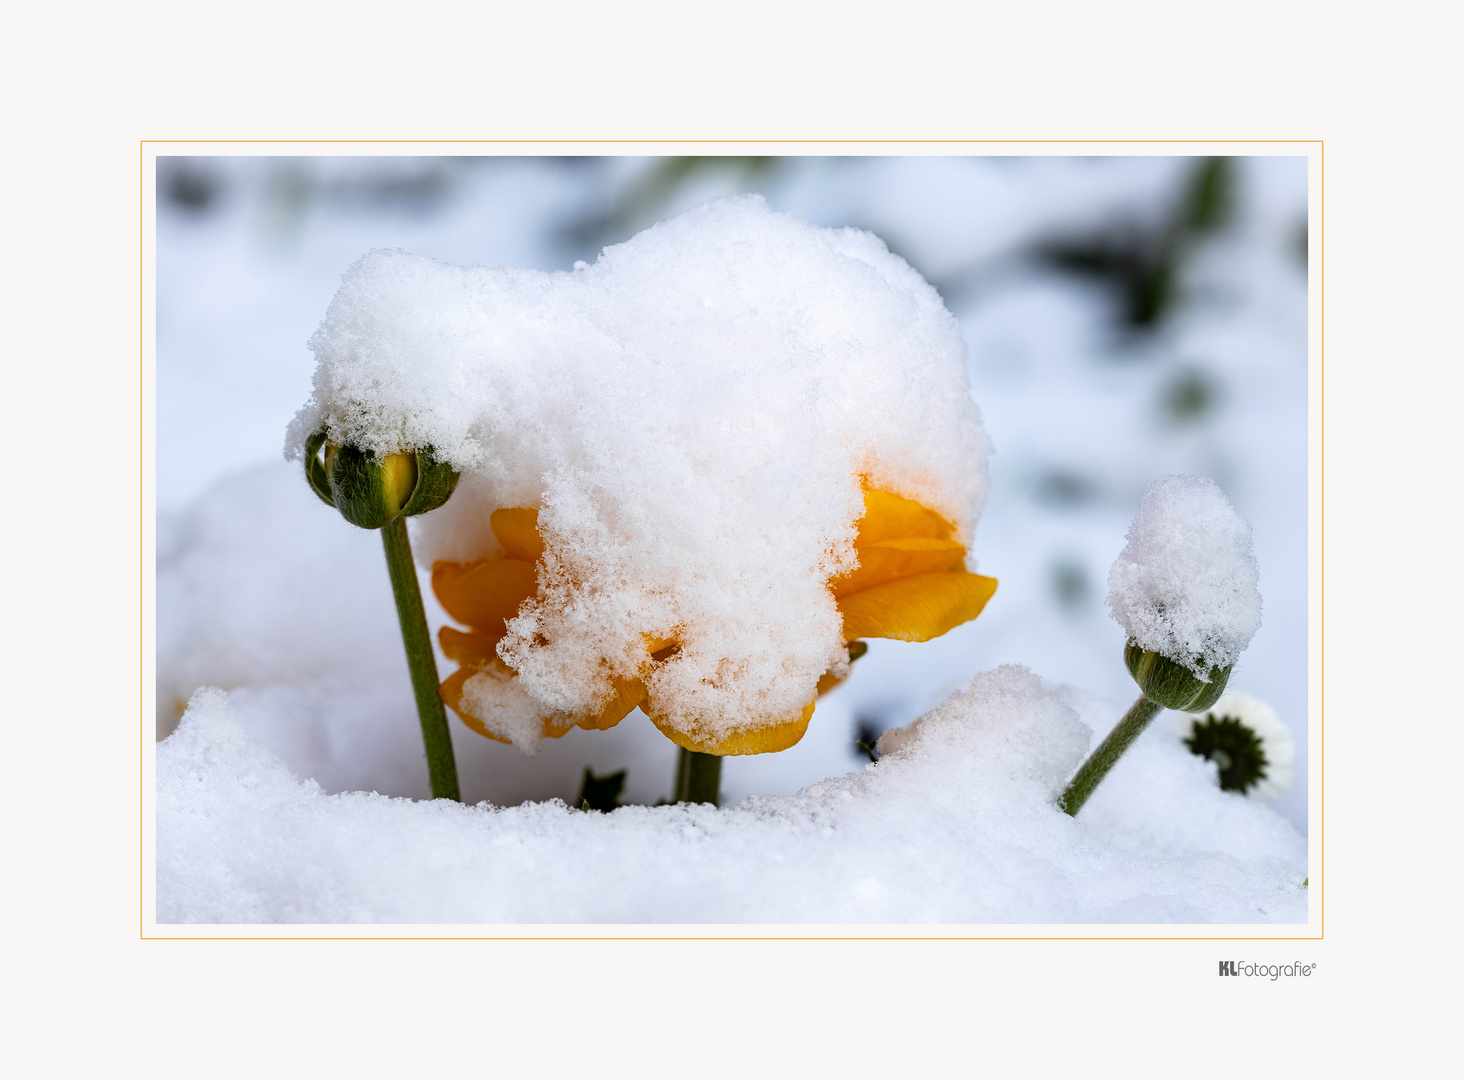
1106;475;1261;675
157;670;1308;924
286;196;991;745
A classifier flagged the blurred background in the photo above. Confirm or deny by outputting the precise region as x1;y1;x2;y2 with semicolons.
155;155;1310;830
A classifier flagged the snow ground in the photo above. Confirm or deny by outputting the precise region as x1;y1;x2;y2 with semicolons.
158;670;1306;923
154;155;1310;922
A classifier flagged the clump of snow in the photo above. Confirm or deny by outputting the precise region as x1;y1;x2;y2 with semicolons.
874;665;1090;794
1106;475;1261;676
286;196;991;746
157;668;1308;924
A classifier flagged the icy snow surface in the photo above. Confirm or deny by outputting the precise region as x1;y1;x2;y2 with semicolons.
1107;475;1262;675
287;196;990;745
157;670;1307;924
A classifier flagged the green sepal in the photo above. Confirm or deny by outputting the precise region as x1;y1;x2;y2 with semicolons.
307;435;461;531
1124;640;1231;712
325;443;415;530
304;429;336;508
399;445;460;518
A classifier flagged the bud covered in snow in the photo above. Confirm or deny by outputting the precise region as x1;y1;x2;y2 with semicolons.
1107;474;1260;709
304;428;458;530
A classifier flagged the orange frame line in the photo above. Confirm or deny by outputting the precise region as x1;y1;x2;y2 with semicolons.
139;139;1329;936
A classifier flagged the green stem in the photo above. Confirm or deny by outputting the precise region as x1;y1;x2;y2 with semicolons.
1058;694;1163;817
381;516;461;802
673;747;721;806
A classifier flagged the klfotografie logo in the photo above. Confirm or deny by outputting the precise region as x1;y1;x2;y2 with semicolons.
1219;961;1316;979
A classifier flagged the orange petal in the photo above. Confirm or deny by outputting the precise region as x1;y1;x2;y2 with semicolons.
856;489;955;545
838;571;997;642
645;698;816;756
438;625;506;667
433;556;538;634
831;537;967;598
431;559;472;599
490;507;545;562
816;669;846;696
573;676;647;732
439;665;510;745
816;641;868;696
441;660;585;744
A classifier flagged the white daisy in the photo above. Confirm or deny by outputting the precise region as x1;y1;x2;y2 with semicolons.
1174;691;1295;802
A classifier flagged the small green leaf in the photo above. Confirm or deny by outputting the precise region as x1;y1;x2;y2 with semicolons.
577;767;627;812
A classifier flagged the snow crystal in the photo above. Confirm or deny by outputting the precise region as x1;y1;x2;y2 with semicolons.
286;196;991;747
1106;475;1261;675
156;669;1308;923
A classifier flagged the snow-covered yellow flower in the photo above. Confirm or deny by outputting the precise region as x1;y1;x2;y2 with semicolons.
433;485;996;755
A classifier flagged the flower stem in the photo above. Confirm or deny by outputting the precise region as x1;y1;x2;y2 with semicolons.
381;516;461;802
673;748;721;806
1057;694;1163;816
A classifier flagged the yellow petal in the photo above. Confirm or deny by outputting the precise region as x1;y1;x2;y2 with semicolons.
816;641;868;696
439;665;510;745
573;676;647;732
438;625;505;667
831;537;967;598
490;507;545;562
432;556;538;635
816;669;847;695
644;698;816;756
838;571;997;642
430;559;470;598
856;488;955;544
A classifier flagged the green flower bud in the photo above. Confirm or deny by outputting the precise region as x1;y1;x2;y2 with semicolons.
1123;640;1231;712
304;428;460;530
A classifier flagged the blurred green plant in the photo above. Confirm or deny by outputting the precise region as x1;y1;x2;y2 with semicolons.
1037;157;1235;329
1161;367;1221;424
1050;558;1091;611
564;157;784;249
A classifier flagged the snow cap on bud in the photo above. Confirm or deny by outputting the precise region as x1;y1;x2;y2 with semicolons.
304;429;458;530
1107;475;1261;704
